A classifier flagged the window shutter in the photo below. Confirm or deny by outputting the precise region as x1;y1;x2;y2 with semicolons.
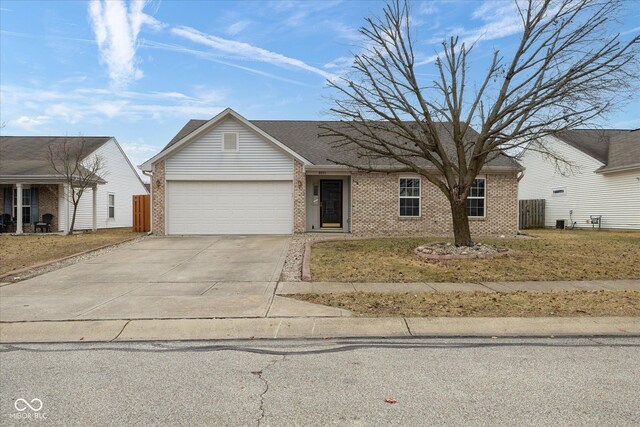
3;188;11;215
31;188;39;224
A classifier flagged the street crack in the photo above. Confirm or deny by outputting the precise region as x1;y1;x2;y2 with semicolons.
254;355;285;426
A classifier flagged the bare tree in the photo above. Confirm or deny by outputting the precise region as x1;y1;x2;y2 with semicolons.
321;0;639;246
47;138;106;235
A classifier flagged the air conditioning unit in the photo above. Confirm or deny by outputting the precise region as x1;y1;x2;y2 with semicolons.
556;219;565;229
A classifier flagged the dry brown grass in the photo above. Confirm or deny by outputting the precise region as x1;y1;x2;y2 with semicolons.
293;290;640;317
311;229;640;282
0;228;143;275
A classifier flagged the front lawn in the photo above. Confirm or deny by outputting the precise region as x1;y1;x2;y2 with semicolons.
293;290;640;317
311;229;640;282
0;228;144;275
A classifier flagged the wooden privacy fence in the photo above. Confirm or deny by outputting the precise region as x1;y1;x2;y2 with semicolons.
132;194;150;232
519;199;545;229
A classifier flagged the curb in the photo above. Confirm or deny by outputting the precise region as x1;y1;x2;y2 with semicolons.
2;317;638;343
301;241;312;281
0;236;142;283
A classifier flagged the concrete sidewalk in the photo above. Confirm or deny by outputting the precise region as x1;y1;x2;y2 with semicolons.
1;316;639;343
276;279;640;294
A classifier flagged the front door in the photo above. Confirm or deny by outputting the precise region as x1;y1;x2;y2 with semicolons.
320;180;342;229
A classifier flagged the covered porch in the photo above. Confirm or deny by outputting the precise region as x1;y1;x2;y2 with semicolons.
0;182;98;234
305;169;352;233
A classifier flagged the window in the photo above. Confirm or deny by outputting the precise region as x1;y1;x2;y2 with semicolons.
399;178;420;217
222;132;239;152
467;178;485;217
108;193;115;219
13;188;31;224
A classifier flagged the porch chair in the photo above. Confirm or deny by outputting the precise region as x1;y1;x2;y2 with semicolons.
34;213;54;233
1;213;14;233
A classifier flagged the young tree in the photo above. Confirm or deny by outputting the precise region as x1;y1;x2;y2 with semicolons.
321;0;639;246
47;138;105;235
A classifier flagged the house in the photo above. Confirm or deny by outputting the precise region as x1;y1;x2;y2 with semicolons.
518;129;640;229
0;136;148;233
140;108;521;236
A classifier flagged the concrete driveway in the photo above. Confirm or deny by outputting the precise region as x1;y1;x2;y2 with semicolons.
0;236;294;322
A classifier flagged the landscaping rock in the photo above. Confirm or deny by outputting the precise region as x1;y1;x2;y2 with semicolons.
414;242;512;260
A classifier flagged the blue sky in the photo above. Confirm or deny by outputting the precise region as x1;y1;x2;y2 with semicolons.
1;0;639;172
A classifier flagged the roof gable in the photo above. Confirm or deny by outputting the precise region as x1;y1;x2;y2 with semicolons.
140;109;310;171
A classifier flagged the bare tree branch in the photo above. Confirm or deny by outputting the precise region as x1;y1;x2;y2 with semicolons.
321;0;639;246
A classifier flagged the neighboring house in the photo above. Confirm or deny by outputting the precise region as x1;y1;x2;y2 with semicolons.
0;136;148;233
140;108;521;236
518;129;640;230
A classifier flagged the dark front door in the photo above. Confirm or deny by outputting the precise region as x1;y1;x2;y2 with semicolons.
320;180;342;229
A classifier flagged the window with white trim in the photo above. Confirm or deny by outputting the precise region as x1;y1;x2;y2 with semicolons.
399;178;420;217
13;188;31;224
108;193;115;219
467;178;485;217
222;132;239;152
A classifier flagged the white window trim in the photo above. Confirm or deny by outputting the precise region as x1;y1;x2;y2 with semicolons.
467;176;486;219
398;176;421;217
107;192;115;219
222;132;239;152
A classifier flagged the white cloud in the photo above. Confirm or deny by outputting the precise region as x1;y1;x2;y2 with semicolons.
0;83;227;129
417;1;523;65
14;115;51;129
88;0;165;88
418;3;438;16
226;20;250;36
172;26;337;80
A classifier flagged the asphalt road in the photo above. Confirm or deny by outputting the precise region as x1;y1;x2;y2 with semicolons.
1;337;639;426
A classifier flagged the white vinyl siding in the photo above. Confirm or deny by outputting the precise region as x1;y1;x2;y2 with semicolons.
166;117;294;180
519;136;640;230
65;139;148;231
166;181;292;235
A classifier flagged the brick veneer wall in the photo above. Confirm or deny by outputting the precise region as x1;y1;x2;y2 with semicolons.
38;185;59;232
293;161;306;233
350;172;519;236
151;160;166;236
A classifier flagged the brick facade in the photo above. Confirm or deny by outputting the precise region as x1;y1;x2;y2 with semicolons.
38;185;59;232
151;160;166;236
351;172;518;236
293;161;306;233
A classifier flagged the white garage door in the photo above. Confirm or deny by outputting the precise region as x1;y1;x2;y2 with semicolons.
167;181;293;235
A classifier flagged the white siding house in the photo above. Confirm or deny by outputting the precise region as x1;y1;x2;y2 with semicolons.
518;131;640;230
59;138;148;231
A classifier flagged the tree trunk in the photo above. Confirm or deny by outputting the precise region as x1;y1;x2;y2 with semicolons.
450;197;473;247
68;202;79;236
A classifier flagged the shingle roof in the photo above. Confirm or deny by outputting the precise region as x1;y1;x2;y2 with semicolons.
605;129;640;171
0;136;111;176
160;119;520;169
554;129;640;170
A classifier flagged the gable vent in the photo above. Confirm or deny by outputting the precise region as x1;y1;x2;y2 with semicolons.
223;133;238;152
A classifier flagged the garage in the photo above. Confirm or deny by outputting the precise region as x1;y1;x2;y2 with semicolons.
167;180;293;235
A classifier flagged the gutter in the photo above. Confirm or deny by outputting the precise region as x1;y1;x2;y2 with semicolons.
595;163;640;174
